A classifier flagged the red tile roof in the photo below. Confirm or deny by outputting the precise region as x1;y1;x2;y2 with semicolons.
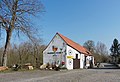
57;33;92;56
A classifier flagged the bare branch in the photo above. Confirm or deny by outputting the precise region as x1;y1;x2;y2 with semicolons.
0;0;44;66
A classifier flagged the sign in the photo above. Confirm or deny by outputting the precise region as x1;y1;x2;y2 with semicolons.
68;49;72;55
52;46;58;52
69;59;72;65
67;56;73;59
47;52;62;54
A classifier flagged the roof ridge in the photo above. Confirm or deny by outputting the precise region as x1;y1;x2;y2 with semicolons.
58;33;82;46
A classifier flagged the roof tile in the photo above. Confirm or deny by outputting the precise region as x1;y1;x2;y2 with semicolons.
57;33;92;56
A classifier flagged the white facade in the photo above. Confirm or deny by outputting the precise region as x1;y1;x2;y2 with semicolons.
43;34;66;65
66;46;85;69
43;33;94;69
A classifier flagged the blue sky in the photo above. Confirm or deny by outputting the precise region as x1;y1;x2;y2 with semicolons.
34;0;120;50
2;0;119;50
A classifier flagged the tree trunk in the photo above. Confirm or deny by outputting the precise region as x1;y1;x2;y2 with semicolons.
1;0;18;66
115;56;117;63
2;31;12;66
18;48;22;69
36;57;38;68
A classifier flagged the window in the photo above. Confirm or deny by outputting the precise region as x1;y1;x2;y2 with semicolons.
76;54;78;59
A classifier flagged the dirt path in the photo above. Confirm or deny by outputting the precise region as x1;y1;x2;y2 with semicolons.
0;69;120;82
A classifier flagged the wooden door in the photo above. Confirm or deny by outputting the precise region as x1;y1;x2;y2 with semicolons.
73;59;80;69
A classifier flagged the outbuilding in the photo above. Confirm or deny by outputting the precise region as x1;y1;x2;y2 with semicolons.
43;33;94;70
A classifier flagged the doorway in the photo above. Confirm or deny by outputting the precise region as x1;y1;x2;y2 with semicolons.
73;59;80;69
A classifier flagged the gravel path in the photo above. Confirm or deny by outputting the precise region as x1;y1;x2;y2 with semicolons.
0;69;120;82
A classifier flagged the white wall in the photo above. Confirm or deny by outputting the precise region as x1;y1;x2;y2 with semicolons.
92;56;95;66
86;56;92;60
66;45;81;70
43;33;88;69
80;54;85;68
85;56;94;67
43;34;66;65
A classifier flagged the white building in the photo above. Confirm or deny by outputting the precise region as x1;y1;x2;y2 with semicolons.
43;33;94;70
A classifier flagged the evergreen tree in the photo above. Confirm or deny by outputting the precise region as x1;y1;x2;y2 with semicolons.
110;38;120;63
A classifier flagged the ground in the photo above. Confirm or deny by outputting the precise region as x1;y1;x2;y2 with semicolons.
0;63;120;82
0;68;120;82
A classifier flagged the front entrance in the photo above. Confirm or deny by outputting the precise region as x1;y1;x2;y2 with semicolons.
73;59;80;69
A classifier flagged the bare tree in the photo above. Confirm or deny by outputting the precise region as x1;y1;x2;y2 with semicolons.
83;40;95;53
95;42;108;56
95;42;108;63
0;0;44;66
83;40;109;63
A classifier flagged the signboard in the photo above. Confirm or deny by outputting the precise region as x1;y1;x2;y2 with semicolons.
47;52;62;54
67;56;73;59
